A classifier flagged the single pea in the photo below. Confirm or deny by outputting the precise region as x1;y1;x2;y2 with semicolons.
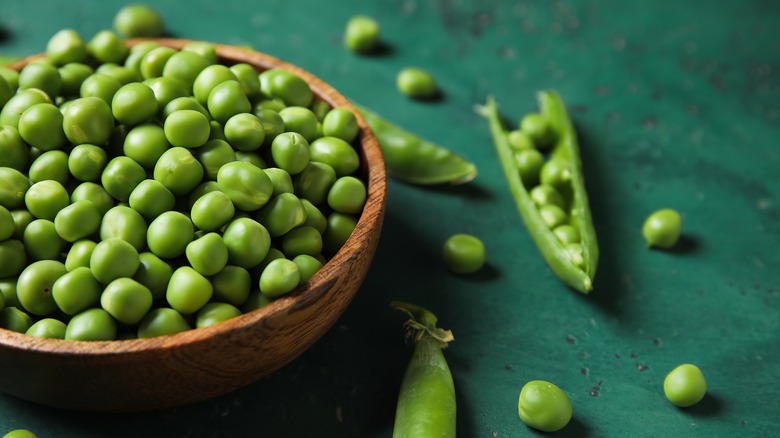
241;290;272;313
163;96;211;120
397;67;437;100
162;50;211;90
186;232;229;276
25;180;69;221
87;29;128;63
183;41;218;65
96;63;142;85
322;107;359;143
217;161;274;211
518;380;573;432
17;259;67;316
128;179;175;221
28;150;70;185
147;211;194;259
301;199;328;234
0;277;20;308
256;193;307;237
196;302;242;328
520;113;556;149
99;205;147;251
254;107;286;147
234;150;268;168
529;184;566;210
309;99;330;123
79;73;123;104
0;307;33;333
514;149;545;188
256;247;285;274
18;103;66;151
18;62;62;99
553;224;581;245
71;182;115;216
259;69;313;107
443;233;486;274
271;131;310;174
282;226;323;258
664;364;707;407
124;41;160;73
54;200;102;242
123;123;171;170
46;28;88;65
65;307;117;341
211;265;251;307
0;67;20;90
263;167;295;196
259;258;300;298
322;212;358;257
309;136;360;176
230;63;262;99
222;217;271;269
190;190;235;231
100;277;153;325
0;167;31;209
344;15;381;53
11;209;35;240
164;110;211;149
64;239;97;271
26;318;67;339
207;80;251;124
642;208;683;249
255;97;286;113
224;112;265;151
0;126;30;171
111;82;158;126
279;106;320;142
68;144;108;182
51;266;102;315
140;46;177;80
193;64;237;105
0;205;14;240
187;181;221;209
292;254;324;283
0;239;26;278
143;76;188;110
327;176;367;214
166;266;213;314
132;252;174;301
539;159;572;190
0;76;11;110
101;156;147;202
138;307;190;338
508;129;535;151
154;146;205;196
195;139;235;180
539;204;569;229
565;243;586;269
59;62;95;96
62;96;114;145
0;88;52;128
90;238;140;284
113;4;165;38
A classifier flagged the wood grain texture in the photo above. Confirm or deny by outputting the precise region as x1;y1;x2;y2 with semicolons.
0;39;387;412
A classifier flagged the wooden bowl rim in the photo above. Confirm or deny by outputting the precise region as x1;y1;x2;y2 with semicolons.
0;38;387;357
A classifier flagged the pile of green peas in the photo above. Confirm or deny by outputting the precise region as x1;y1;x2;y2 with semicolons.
0;29;368;341
508;114;584;268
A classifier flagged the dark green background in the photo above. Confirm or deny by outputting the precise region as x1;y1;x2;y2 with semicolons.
1;0;778;436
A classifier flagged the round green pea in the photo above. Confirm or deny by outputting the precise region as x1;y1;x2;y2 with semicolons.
17;259;67;316
211;265;251;307
65;307;117;341
62;96;114;146
508;129;535;151
28;150;69;185
0;88;52;128
271;132;310;174
138;307;190;338
25;180;69;221
514;149;545;188
123;123;170;170
111;82;158;126
222;217;271;269
46;28;88;65
166;266;213;314
224;112;265;151
186;232;229;276
100;205;147;250
301;199;327;234
113;4;165;38
0;239;26;278
254;107;286;147
256;193;307;237
259;258;300;298
101;156;147;202
147;211;194;259
96;63;142;86
0;126;30;171
443;233;486;274
518;380;573;432
322;107;359;143
397;67;437;99
163;96;210;120
553;224;581;245
344;15;381;53
87;30;128;64
309;136;360;176
327;176;367;214
90;238;140;284
18;62;62;99
234;150;267;168
216;161;274;211
230;63;262;99
100;277;153;325
292;254;324;283
183;41;217;65
18;103;66;151
0;167;31;209
282;226;323;258
140;46;177;80
263;167;295;196
26;318;67;339
64;239;97;271
539;204;569;229
195;302;242;328
52;266;102;315
68;144;108;182
322;212;357;256
529;184;566;210
642;208;683;249
540;159;572;189
79;73;123;104
520;113;556;149
133;252;174;301
128;179;175;221
259;69;313;107
11;209;35;241
664;364;707;407
0;307;33;333
196;139;235;180
279;106;320;142
71;182;115;216
193;64;237;105
59;62;95;96
54;200;102;242
190;190;235;231
164;109;211;148
154;146;205;196
162;50;211;90
0;277;20;308
143;76;188;110
207;80;251;124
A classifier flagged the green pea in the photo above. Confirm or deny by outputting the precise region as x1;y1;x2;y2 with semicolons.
397;66;438;99
263;167;295;196
90;238;140;284
0;205;14;240
0;277;20;308
144;76;188;110
166;266;213;314
124;41;160;73
79;73;123;104
222;217;271;269
68;144;108;182
186;232;229;276
230;63;261;99
71;182;115;216
211;265;251;307
18;103;66;151
18;62;62;99
292;254;324;283
62;96;114;146
539;159;572;190
58;62;95;96
100;277;153;325
322;212;357;256
553;224;581;245
26;318;67;339
187;181;221;210
52;266;101;315
520;112;555;149
0;88;52;128
87;30;128;64
113;4;165;38
207;80;251;124
0;126;30;171
163;96;211;120
65;307;117;341
190;190;235;231
664;364;707;407
442;233;486;274
99;205;147;250
254;98;286;113
11;209;35;240
195;302;242;328
46;28;88;65
518;380;572;432
0;67;20;90
54;200;101;242
241;290;271;312
193;64;237;105
309;100;330;122
111;82;158;126
140;46;177;80
162;50;211;90
256;193;307;237
96;63;142;85
138;307;190;338
154;146;205;196
64;239;97;271
642;208;683;249
194;139;234;180
254;107;285;147
256;247;285;274
539;204;569;229
0;239;26;278
163;109;211;149
259;69;313;107
234;150;267;168
0;307;33;333
123;123;171;170
17;259;67;316
322;107;359;143
0;167;31;209
327;176;367;214
128;179;175;221
565;243;586;269
344;15;381;53
208;120;226;141
513;149;545;188
507;129;535;151
132;252;173;301
279;106;320;142
28;150;69;185
259;258;300;298
271;132;310;174
25;180;69;221
309;136;360;176
224;112;265;151
529;184;566;210
281;226;323;258
183;41;218;66
147;211;194;259
101;156;147;202
217;161;274;211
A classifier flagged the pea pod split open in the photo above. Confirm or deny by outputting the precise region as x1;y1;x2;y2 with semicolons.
476;91;598;292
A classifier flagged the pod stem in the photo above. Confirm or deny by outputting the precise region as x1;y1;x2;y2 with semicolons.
390;301;453;348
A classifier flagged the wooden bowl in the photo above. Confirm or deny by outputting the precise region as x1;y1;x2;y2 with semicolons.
0;39;386;412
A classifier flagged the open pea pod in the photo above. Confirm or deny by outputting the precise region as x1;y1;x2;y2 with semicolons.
354;104;477;185
476;91;598;292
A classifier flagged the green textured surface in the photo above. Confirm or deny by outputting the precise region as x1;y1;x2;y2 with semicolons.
1;0;779;436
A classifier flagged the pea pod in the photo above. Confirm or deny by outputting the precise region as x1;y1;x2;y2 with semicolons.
355;104;477;185
476;91;598;292
391;301;456;438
